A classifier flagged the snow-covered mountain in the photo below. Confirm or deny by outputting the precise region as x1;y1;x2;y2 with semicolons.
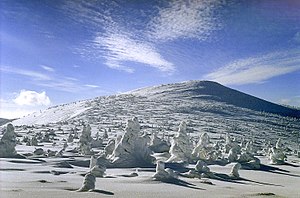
10;80;300;149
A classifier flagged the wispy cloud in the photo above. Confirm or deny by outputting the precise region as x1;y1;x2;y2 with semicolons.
84;84;99;88
205;50;300;85
1;66;51;81
60;1;180;73
1;65;103;93
41;65;55;72
61;1;224;73
148;0;223;41
293;32;300;43
94;34;175;73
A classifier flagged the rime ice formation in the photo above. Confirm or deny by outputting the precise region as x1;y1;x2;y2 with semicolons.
229;163;241;178
90;165;105;178
194;160;218;179
78;155;107;191
228;148;238;162
167;121;192;163
42;132;50;143
94;154;107;177
224;133;241;154
269;147;286;165
152;161;177;180
149;132;170;153
195;160;210;173
192;132;211;160
77;173;96;192
91;136;103;148
79;124;93;155
108;117;154;167
0;124;17;157
183;160;211;179
275;138;284;149
104;139;115;155
47;149;56;157
269;138;286;165
262;140;272;156
89;156;97;169
88;155;106;178
67;133;74;143
103;129;108;139
236;140;261;169
210;141;222;161
30;136;38;146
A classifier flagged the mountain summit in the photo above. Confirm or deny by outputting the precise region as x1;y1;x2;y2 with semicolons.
129;80;300;118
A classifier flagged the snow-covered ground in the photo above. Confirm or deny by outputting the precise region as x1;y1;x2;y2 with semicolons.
1;80;300;197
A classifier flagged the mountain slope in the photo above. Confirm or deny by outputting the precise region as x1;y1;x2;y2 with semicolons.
11;80;300;150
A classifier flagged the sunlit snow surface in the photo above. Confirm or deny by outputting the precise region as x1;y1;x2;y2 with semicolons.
1;81;300;198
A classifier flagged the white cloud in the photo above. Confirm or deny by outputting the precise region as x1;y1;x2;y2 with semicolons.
279;97;300;108
148;0;223;41
14;90;51;106
205;50;300;85
41;65;55;72
94;34;175;73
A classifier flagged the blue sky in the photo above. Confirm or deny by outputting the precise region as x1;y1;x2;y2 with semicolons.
1;0;300;118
